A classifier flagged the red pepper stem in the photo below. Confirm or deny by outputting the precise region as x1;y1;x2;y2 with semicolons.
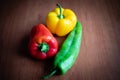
43;69;57;79
38;42;49;53
57;3;64;19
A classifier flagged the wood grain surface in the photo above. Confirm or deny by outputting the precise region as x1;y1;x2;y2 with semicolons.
0;0;120;80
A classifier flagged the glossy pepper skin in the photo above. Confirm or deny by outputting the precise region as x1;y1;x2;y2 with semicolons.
46;4;77;36
43;21;82;79
28;24;58;60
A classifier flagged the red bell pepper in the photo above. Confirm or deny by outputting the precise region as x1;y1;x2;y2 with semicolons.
28;24;58;60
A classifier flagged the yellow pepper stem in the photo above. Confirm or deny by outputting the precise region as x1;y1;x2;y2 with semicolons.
57;4;64;19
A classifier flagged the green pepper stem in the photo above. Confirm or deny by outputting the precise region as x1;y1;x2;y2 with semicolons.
38;42;49;53
43;70;57;79
57;3;64;19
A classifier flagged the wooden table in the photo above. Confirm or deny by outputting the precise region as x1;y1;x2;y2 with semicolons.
0;0;120;80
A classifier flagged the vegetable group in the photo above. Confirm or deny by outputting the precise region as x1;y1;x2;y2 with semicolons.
28;3;83;79
46;4;77;36
29;24;58;60
43;21;82;79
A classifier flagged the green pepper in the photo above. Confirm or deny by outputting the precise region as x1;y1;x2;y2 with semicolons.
43;21;82;79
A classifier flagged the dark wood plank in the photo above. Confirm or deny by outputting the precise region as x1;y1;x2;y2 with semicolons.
0;0;120;80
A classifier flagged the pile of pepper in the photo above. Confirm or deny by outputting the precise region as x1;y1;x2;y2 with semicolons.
28;4;82;79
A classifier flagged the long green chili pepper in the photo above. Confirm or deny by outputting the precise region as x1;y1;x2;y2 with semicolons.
43;21;82;79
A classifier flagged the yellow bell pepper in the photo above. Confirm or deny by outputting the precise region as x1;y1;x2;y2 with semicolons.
46;4;77;36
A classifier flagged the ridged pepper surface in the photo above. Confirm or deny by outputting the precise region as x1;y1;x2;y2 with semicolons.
46;4;77;36
29;24;58;60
